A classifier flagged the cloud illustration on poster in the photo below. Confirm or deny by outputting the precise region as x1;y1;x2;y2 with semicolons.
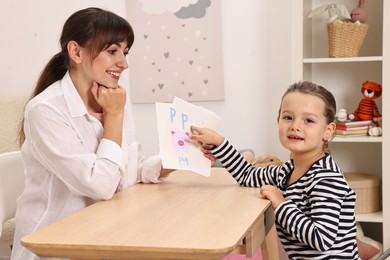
138;0;199;15
174;0;211;19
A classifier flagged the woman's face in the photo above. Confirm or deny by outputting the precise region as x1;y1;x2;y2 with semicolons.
83;41;129;89
277;92;335;157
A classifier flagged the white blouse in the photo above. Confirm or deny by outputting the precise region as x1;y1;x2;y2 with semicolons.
11;72;163;260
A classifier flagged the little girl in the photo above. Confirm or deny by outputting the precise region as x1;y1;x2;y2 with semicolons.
190;81;359;259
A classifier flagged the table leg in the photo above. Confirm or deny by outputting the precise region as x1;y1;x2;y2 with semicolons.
260;223;279;260
259;205;279;260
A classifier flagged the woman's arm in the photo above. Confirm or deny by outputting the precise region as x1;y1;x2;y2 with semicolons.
25;104;122;200
91;82;126;147
160;168;174;177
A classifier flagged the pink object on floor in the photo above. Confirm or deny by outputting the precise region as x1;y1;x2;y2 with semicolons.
224;249;263;260
223;239;289;260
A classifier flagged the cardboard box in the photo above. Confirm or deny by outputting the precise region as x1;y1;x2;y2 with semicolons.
344;172;381;214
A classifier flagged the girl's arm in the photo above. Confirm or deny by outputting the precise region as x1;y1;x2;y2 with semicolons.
211;139;280;188
190;126;280;187
275;176;353;252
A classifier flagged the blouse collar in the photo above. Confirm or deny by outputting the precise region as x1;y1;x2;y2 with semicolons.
61;71;88;118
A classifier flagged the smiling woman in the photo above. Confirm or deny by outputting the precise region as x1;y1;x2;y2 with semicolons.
11;7;173;260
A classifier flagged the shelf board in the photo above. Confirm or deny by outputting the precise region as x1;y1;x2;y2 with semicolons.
356;211;383;223
332;136;382;143
303;56;383;64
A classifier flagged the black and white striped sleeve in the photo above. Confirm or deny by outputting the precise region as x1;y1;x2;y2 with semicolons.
211;139;279;187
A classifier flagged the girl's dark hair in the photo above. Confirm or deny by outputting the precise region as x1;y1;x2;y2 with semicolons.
18;7;134;145
279;81;337;153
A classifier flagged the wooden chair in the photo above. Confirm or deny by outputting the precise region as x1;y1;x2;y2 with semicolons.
0;95;28;154
378;249;390;260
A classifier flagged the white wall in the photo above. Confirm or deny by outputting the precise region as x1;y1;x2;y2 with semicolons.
0;1;292;161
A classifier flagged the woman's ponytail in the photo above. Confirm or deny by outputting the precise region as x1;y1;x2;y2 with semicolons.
18;51;69;145
33;51;68;97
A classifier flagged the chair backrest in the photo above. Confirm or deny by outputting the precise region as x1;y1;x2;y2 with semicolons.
0;95;28;153
0;151;25;236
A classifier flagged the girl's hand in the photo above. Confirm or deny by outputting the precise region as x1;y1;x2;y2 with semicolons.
200;144;217;165
260;185;285;209
91;82;126;115
190;126;224;146
190;126;222;166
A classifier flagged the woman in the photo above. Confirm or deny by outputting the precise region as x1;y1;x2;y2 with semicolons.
12;7;172;260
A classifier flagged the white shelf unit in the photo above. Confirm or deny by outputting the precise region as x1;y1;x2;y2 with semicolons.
291;0;389;249
333;136;382;143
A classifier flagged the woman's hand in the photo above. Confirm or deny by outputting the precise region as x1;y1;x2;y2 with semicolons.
260;185;285;209
91;82;126;116
160;168;174;178
91;82;126;147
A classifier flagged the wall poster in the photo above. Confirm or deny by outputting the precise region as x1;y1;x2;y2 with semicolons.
127;0;224;103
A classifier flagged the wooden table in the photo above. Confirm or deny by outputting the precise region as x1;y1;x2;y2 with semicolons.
21;168;279;260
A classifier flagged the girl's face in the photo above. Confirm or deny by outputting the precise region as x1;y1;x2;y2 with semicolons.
278;92;335;157
83;41;129;89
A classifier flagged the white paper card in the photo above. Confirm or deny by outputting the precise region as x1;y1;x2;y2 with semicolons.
155;97;221;176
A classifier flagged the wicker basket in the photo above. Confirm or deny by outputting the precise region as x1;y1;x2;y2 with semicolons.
327;22;368;58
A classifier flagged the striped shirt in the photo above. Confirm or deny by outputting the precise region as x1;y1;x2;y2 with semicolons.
212;139;360;260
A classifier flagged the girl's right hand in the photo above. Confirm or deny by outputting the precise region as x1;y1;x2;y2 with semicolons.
190;126;224;165
190;126;224;147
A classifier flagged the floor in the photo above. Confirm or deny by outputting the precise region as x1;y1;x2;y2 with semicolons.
224;239;289;260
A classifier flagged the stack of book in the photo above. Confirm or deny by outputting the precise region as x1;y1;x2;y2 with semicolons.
335;120;372;137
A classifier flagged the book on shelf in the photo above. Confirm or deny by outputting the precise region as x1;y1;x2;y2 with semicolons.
335;133;369;137
336;125;370;131
335;128;368;136
335;120;372;128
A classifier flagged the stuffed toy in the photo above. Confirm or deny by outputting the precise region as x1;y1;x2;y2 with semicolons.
213;149;283;169
368;125;382;137
335;108;382;136
351;0;368;23
212;149;255;168
349;81;382;125
307;3;351;24
335;108;349;122
240;149;255;164
252;155;283;168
